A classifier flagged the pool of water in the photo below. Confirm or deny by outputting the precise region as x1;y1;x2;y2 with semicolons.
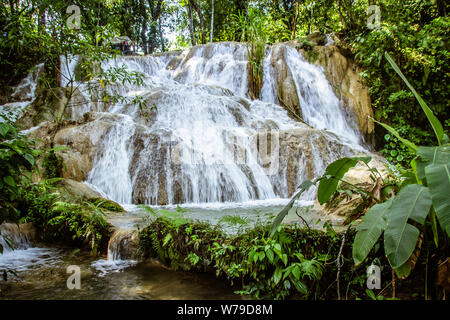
0;247;239;300
115;199;342;235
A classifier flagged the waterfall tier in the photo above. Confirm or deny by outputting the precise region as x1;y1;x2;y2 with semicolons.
17;42;370;206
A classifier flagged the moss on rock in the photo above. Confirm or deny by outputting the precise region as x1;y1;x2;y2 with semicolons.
86;197;125;212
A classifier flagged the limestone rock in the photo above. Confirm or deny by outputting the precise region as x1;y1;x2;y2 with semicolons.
305;45;374;143
58;178;103;200
269;44;302;119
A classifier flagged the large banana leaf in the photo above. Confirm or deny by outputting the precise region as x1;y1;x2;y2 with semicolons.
416;145;450;184
425;163;450;237
317;156;371;205
384;184;432;269
353;198;393;266
417;145;450;164
384;52;445;145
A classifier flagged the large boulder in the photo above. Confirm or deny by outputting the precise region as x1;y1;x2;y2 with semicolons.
53;112;117;181
58;178;103;200
268;44;302;119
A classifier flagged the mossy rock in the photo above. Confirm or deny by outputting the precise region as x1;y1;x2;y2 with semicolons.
86;197;124;212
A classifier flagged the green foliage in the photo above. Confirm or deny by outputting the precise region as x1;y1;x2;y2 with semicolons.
42;149;63;179
20;181;112;255
384;52;446;146
234;7;267;99
353;199;392;266
318;157;372;205
352;55;449;278
272;57;449;280
0;114;40;225
350;13;449;164
139;216;349;300
86;197;124;213
384;185;432;269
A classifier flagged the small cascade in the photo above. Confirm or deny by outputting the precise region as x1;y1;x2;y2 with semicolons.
260;45;361;145
0;223;62;274
0;63;44;122
0;223;35;252
87;114;136;203
90;229;138;276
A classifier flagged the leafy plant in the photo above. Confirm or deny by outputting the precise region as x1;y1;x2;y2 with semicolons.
234;7;267;99
271;52;449;279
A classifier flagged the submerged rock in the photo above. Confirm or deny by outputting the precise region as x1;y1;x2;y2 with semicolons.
0;223;37;251
107;229;139;260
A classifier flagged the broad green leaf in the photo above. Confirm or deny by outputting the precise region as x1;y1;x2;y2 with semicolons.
0;123;10;137
425;163;450;237
417;145;450;165
318;156;371;204
273;268;282;285
292;280;308;294
269;180;315;236
353;198;393;266
370;117;417;152
416;145;450;182
410;158;420;184
385;52;444;145
23;153;34;166
292;265;301;280
3;176;16;187
384;184;432;269
265;248;274;263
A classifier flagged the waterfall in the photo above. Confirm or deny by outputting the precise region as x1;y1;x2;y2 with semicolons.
260;45;361;145
0;223;35;252
87;114;136;203
0;63;43;123
60;42;367;205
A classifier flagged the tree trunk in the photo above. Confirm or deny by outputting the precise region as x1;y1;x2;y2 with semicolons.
148;0;164;53
190;0;205;44
187;1;196;46
210;0;214;43
291;0;300;39
159;18;165;52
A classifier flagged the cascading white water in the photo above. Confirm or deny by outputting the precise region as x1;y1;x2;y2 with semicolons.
261;45;361;145
0;63;43;123
87;114;136;204
61;42;366;205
